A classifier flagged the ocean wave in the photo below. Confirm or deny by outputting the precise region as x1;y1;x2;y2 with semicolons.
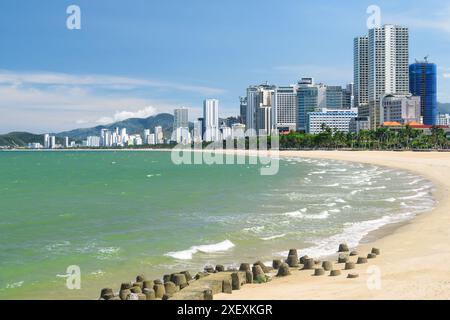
284;209;329;220
5;281;24;289
97;247;120;260
165;240;235;260
384;197;397;202
364;186;387;191
324;183;340;187
261;234;286;241
297;212;415;258
408;178;424;185
242;226;265;233
309;170;326;175
399;191;430;200
284;208;307;217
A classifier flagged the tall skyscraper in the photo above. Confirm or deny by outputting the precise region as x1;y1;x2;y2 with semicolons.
297;80;326;132
173;108;189;131
239;97;247;125
326;86;344;109
367;25;409;128
44;134;50;149
203;99;219;141
246;83;276;135
409;59;438;125
274;85;298;132
343;83;355;109
154;126;164;144
354;36;369;113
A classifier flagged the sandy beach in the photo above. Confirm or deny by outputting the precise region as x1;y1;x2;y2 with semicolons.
215;151;450;300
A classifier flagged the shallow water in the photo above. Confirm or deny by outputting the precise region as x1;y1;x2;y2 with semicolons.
0;151;434;299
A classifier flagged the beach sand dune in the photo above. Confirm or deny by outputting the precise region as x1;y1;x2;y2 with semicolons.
216;151;450;300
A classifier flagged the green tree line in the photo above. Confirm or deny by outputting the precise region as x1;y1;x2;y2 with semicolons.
279;125;449;150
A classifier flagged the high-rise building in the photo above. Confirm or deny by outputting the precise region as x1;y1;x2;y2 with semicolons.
367;25;409;128
380;94;421;125
64;136;69;148
146;133;156;145
246;83;276;135
326;86;344;109
354;36;369;112
173;108;189;131
274;85;297;132
239;97;247;125
343;84;355;109
86;136;100;147
100;129;111;147
297;80;326;132
193;119;203;143
203;99;219;141
154;126;164;144
44;134;50;149
50;136;56;149
409;59;438;125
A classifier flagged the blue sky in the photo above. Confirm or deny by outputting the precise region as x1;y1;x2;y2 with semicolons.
0;0;449;133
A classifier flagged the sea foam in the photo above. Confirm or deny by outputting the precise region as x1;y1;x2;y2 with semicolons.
165;240;235;260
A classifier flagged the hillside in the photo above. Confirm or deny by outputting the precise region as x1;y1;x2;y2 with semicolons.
0;113;185;147
438;102;450;114
56;113;176;140
0;132;44;147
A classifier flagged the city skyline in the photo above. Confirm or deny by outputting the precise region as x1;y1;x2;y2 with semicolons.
1;0;450;133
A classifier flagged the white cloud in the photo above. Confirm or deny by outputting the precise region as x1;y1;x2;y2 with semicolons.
95;106;157;125
0;70;224;133
0;70;225;96
385;5;450;35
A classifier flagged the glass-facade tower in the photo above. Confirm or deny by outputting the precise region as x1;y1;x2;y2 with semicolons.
409;61;437;125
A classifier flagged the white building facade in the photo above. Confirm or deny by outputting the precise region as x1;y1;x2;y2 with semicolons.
307;109;358;134
367;25;410;128
380;94;421;125
203;99;219;141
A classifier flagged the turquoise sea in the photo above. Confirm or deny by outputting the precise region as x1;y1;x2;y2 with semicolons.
0;151;434;299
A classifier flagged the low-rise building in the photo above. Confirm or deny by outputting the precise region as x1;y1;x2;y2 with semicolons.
349;116;370;133
380;94;421;125
307;109;358;134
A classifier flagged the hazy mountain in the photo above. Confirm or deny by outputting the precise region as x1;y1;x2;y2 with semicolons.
438;102;450;114
0;132;45;147
56;113;178;141
0;113;183;146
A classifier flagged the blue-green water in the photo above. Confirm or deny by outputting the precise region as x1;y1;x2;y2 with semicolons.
0;151;434;299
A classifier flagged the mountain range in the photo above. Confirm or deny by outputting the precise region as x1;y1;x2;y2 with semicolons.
438;102;450;115
0;113;179;147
